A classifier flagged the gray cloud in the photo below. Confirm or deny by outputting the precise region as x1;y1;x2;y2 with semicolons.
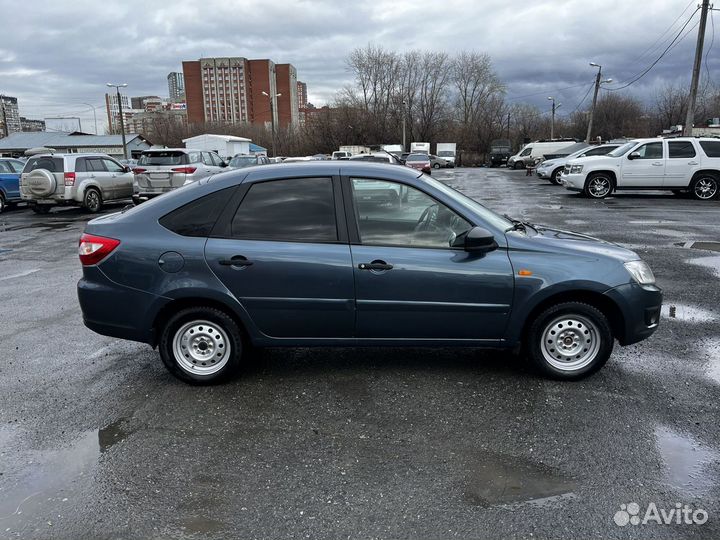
0;0;715;132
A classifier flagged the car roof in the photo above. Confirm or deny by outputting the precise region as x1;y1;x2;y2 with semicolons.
27;153;113;158
235;160;422;185
142;148;196;153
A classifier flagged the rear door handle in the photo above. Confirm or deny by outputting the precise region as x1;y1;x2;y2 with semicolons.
219;255;253;267
358;261;393;271
688;161;699;165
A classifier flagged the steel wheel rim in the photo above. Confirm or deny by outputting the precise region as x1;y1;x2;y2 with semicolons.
173;320;231;376
540;315;601;371
695;177;717;199
589;177;610;197
87;191;100;210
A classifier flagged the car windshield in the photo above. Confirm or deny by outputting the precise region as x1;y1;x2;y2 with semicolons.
607;142;637;157
138;151;187;166
229;156;257;167
420;175;513;232
407;154;428;162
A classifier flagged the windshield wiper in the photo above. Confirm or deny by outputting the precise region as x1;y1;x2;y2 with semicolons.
503;214;538;233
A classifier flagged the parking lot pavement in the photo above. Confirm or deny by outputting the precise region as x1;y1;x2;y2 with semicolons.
1;170;719;540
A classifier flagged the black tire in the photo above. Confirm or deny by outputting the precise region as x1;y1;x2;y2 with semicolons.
0;193;5;214
526;301;614;380
550;168;564;185
31;204;51;214
514;161;525;170
689;173;719;200
159;306;243;384
432;163;441;169
83;188;103;213
584;173;614;199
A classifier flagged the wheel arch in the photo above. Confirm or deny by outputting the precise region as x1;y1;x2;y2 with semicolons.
689;169;720;184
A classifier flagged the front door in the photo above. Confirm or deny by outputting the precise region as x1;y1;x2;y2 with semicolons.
620;141;665;187
347;177;514;341
102;158;133;199
205;176;355;339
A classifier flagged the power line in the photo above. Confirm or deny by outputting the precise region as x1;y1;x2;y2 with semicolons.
626;0;696;67
506;82;589;102
607;7;700;91
565;82;596;117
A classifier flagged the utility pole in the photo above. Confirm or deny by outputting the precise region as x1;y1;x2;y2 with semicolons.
684;0;711;136
548;96;558;139
402;100;407;152
107;83;128;159
586;63;613;143
506;112;510;140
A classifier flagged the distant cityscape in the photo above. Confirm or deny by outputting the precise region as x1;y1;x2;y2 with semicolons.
0;55;315;140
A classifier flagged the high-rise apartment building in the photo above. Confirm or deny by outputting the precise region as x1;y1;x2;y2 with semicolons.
184;57;250;125
105;92;134;134
296;81;308;110
276;64;299;129
0;95;21;136
167;72;185;101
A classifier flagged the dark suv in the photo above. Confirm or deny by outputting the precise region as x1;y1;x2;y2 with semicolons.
78;162;661;384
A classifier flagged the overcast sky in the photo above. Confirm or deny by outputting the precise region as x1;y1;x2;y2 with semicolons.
0;0;716;133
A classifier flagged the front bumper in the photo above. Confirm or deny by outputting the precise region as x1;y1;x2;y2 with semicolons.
562;172;585;192
604;282;662;346
536;168;551;178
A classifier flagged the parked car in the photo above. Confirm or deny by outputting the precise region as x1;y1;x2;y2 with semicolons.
562;137;720;200
349;153;400;164
20;153;133;214
77;161;661;384
0;158;25;213
331;151;352;160
489;139;512;167
536;144;621;185
132;149;226;204
429;154;451;169
507;139;577;170
228;154;270;169
404;153;432;175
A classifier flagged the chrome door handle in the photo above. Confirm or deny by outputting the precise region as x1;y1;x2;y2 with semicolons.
651;162;663;166
688;161;699;165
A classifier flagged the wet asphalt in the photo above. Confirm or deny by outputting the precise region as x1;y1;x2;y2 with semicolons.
0;167;719;540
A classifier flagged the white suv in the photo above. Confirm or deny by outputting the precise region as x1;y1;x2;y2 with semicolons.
561;137;720;200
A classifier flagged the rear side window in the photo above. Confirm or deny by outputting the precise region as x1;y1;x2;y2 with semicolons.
159;187;237;237
138;151;188;166
231;178;337;242
700;141;720;158
24;157;64;173
668;141;696;158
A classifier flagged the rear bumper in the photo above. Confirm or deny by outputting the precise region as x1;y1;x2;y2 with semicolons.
604;282;662;346
78;266;160;344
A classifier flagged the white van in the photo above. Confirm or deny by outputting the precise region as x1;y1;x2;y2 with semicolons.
507;139;577;169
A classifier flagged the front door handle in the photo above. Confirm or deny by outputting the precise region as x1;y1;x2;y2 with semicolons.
651;162;663;166
219;255;253;267
688;161;699;165
358;261;393;271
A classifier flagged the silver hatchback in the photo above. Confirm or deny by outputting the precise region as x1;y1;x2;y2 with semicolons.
132;149;227;202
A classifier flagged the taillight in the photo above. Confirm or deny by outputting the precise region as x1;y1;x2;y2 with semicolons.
64;172;76;186
171;167;197;174
132;167;147;174
78;233;120;266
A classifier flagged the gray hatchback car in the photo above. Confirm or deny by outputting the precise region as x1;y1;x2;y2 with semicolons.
78;162;661;384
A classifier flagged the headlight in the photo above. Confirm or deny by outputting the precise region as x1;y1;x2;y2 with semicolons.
570;165;583;174
624;260;655;285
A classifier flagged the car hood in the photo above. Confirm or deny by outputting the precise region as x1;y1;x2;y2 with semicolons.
538;159;558;167
514;225;639;262
566;155;614;167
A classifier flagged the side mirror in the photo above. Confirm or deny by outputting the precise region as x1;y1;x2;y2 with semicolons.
123;165;131;173
453;226;498;253
628;152;640;160
220;161;228;168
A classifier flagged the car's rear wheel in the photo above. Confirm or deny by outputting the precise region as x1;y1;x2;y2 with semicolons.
527;302;614;380
550;168;564;185
690;174;719;200
83;188;103;213
584;173;613;199
159;307;243;384
0;193;5;214
432;163;440;169
31;204;51;214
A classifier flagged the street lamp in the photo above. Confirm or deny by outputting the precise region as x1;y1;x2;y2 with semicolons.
586;63;613;143
107;83;128;159
547;96;561;139
262;90;282;157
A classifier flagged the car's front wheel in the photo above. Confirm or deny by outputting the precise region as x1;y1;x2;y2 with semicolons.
159;307;243;384
550;168;564;185
0;193;5;214
514;161;525;170
584;173;614;199
527;302;614;380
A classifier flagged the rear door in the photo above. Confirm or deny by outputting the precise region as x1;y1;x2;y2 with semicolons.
620;141;665;187
664;140;699;188
0;161;19;201
205;176;355;339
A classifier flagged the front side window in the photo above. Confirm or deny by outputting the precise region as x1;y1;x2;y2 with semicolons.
103;159;125;173
351;178;471;249
633;142;663;159
668;141;696;158
8;160;24;173
231;177;337;242
519;147;532;157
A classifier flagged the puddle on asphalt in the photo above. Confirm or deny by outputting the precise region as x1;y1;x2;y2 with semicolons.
661;303;717;323
181;516;228;534
676;241;720;253
564;219;588;226
465;451;575;507
686;256;720;278
655;427;719;496
628;220;677;225
0;418;134;531
701;339;720;385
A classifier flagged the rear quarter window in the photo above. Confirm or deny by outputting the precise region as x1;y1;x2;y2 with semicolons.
159;186;237;237
24;157;64;173
699;141;720;158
